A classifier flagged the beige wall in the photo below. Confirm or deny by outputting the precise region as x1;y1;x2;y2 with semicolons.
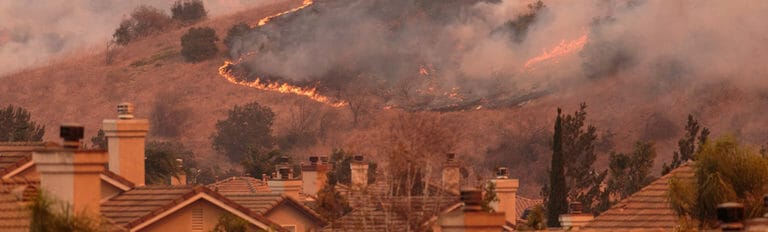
139;200;260;232
100;179;123;201
265;202;322;232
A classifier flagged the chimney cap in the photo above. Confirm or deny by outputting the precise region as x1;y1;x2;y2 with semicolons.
117;103;135;119
354;155;364;161
496;167;509;179
60;124;84;149
460;189;483;211
319;155;329;163
309;156;319;164
277;155;290;164
446;153;456;161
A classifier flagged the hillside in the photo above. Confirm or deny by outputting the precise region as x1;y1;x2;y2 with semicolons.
2;0;768;196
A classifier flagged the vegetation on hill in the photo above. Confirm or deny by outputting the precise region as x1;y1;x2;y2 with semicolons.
171;0;208;24
212;101;275;162
113;6;174;45
0;105;44;142
181;27;219;62
145;141;195;185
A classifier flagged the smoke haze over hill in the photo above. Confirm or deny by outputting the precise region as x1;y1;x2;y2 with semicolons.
0;0;271;76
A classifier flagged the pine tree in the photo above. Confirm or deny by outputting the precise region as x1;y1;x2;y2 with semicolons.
546;108;568;227
0;105;45;142
662;114;709;175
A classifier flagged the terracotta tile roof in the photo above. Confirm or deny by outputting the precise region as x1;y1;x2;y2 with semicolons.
0;177;39;232
208;176;270;194
516;195;543;220
323;194;461;232
582;164;695;231
101;185;286;231
223;193;327;226
0;152;32;178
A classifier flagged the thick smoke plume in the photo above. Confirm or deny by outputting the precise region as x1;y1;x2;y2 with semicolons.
0;0;270;76
229;0;768;110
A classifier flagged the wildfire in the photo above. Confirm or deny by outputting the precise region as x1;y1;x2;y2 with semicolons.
258;0;314;26
523;32;588;69
219;61;347;107
217;0;346;107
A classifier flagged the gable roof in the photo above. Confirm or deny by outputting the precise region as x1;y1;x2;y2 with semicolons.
101;185;287;231
582;164;695;231
208;176;271;194
223;193;327;226
100;170;135;191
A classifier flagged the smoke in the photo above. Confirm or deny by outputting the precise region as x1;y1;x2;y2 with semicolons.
0;0;271;76
228;0;768;110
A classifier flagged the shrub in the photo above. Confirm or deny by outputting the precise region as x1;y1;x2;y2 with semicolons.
171;0;207;24
180;27;219;62
211;101;275;162
112;5;173;45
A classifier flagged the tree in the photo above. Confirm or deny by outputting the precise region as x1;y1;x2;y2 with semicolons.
662;114;709;175
90;129;107;149
504;0;545;43
210;213;253;232
145;141;193;185
171;0;207;24
606;141;656;200
315;183;352;221
325;149;377;186
150;91;191;138
668;136;768;228
0;104;45;142
241;149;282;178
546;108;568;227
181;27;219;62
211;102;275;162
224;22;251;52
560;103;606;214
481;182;499;212
112;5;173;45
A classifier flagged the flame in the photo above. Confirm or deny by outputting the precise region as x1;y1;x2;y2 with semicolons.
217;0;346;107
524;32;588;69
418;65;429;76
258;0;314;26
219;61;347;107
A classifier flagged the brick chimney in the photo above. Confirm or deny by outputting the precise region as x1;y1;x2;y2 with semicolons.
439;189;506;231
301;155;330;196
103;103;148;186
490;167;519;225
268;156;302;199
442;153;460;195
32;125;108;217
350;155;368;191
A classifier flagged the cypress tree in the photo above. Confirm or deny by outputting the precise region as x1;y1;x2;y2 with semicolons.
547;108;568;227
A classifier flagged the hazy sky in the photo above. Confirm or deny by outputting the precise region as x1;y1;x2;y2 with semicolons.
0;0;271;76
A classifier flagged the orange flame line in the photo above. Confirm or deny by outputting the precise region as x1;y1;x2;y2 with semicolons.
217;0;347;107
524;33;588;69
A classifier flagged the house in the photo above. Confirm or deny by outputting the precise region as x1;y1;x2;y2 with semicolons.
0;103;300;231
580;163;695;231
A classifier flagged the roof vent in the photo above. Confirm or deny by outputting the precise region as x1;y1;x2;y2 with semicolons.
60;124;84;149
117;103;134;119
718;202;745;231
354;155;364;162
446;153;456;162
460;190;483;212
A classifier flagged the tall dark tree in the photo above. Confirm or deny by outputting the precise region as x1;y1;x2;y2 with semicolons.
211;101;275;162
0;105;45;142
546;108;568;227
607;141;656;200
561;103;606;214
662;114;709;175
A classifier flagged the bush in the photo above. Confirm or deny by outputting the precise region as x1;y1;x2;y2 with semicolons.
224;22;251;51
181;27;219;62
112;5;173;45
171;0;207;24
211;101;275;162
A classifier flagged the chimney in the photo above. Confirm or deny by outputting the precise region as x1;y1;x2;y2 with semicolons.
442;153;460;195
103;103;149;186
718;202;745;231
268;156;302;199
302;155;330;196
438;189;506;232
490;166;519;225
32;125;108;217
559;202;594;230
171;159;186;185
350;155;368;191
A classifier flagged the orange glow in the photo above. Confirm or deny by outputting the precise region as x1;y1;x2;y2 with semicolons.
524;32;588;69
217;0;347;107
418;65;429;76
219;61;347;107
258;0;314;26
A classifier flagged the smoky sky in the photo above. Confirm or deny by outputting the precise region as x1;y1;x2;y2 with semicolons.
0;0;270;76
229;0;768;108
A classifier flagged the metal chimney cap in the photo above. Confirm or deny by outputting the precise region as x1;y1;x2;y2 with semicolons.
460;190;483;211
277;155;290;164
60;124;84;149
309;156;319;164
117;103;135;119
353;155;364;161
446;153;456;161
496;167;509;178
